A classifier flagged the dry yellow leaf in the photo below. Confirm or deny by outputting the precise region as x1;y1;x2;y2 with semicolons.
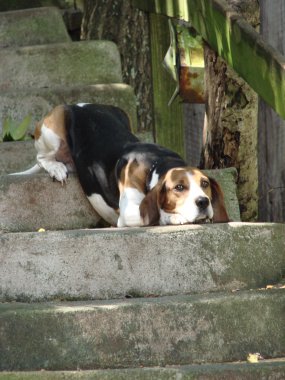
247;353;259;363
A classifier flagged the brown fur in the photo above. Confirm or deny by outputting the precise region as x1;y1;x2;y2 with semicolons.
55;140;74;168
119;160;148;194
140;182;165;226
34;105;68;141
162;169;191;212
208;177;229;222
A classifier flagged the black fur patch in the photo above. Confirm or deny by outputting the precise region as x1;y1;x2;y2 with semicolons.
65;104;138;208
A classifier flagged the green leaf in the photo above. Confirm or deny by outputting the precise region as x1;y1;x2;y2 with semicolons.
2;118;11;139
10;114;32;141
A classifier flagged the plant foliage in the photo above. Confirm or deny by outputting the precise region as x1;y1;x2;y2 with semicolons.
1;115;32;142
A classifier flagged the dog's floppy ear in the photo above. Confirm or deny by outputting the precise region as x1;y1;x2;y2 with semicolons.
139;183;166;226
209;177;230;223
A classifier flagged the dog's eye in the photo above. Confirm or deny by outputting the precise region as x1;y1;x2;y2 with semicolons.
174;184;185;192
201;179;209;189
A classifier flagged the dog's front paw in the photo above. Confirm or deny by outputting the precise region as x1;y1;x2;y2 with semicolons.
47;162;68;184
168;214;188;225
160;211;188;225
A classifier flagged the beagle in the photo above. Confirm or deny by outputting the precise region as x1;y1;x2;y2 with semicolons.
12;103;229;227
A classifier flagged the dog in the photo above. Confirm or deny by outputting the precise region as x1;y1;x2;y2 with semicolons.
12;103;229;227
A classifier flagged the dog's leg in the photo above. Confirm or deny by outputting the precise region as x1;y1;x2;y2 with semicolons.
87;193;119;226
117;188;145;227
35;125;68;183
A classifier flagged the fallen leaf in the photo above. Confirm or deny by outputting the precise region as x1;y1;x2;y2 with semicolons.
247;353;259;363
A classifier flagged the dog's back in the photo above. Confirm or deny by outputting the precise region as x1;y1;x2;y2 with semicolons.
65;104;139;209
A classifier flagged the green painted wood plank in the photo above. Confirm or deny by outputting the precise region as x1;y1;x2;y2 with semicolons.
133;0;285;120
149;13;185;157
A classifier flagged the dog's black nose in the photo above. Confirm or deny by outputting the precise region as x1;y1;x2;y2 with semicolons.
195;196;209;210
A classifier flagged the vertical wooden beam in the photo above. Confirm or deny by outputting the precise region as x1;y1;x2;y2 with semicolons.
184;104;205;167
258;0;285;222
149;13;185;158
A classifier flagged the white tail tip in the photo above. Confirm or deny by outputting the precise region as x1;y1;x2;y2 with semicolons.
9;164;42;176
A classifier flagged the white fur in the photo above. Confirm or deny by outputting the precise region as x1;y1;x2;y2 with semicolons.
35;125;68;183
117;187;145;227
9;124;68;182
9;163;42;176
159;210;188;225
149;170;159;190
76;103;90;108
87;193;118;226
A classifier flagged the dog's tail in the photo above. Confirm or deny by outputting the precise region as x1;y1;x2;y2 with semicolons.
9;163;42;176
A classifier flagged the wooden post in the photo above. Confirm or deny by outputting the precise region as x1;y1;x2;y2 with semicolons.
81;0;152;139
149;13;185;158
258;1;285;222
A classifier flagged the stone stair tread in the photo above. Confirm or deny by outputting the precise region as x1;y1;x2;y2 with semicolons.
1;359;285;379
0;84;137;142
0;174;101;233
0;289;284;370
0;141;35;176
0;7;71;48
0;0;68;12
0;41;122;91
0;168;238;234
0;221;284;301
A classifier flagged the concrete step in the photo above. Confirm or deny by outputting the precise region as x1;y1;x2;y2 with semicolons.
0;168;239;234
0;289;284;370
0;7;70;48
0;174;101;234
1;359;285;379
0;41;122;92
0;84;137;141
0;222;284;301
0;0;68;12
0;141;35;176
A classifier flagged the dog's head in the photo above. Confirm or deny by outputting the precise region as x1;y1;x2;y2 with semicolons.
140;167;229;226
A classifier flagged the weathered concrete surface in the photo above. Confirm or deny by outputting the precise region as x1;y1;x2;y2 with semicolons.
0;0;68;11
0;141;35;176
0;84;137;140
0;7;70;48
0;41;122;92
0;223;284;301
1;360;285;379
0;168;239;233
0;174;100;233
0;290;284;370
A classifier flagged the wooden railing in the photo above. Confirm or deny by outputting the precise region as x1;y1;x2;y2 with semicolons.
133;0;285;120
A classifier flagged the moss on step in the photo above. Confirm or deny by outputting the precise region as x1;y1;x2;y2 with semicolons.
1;360;285;378
0;0;69;11
0;7;71;48
0;41;123;91
0;290;284;370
